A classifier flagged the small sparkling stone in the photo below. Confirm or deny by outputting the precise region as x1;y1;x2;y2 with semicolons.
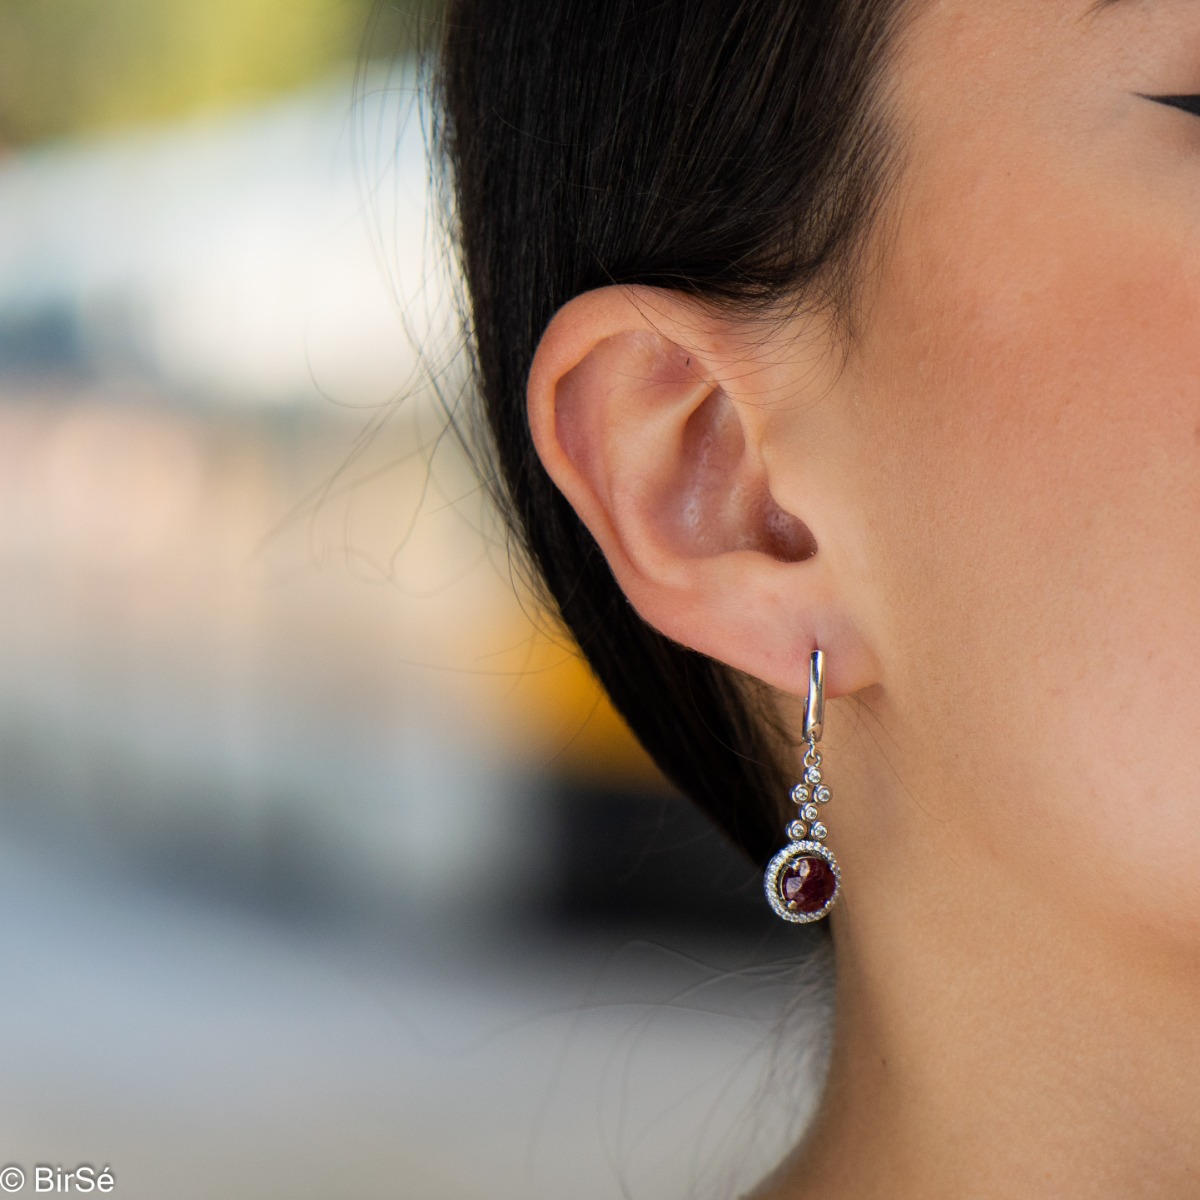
810;821;828;840
790;784;810;805
779;856;837;914
804;766;823;786
801;803;820;821
787;820;808;840
815;785;832;804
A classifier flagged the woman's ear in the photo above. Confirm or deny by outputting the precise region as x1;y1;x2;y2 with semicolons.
527;285;878;699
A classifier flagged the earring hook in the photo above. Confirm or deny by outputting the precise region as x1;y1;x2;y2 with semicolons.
802;649;825;744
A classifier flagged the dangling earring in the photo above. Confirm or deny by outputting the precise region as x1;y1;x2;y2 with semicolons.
764;649;841;923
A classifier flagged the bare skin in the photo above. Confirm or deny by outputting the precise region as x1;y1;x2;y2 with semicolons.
527;1;1200;1196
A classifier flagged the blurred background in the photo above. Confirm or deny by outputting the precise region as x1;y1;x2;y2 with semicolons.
0;3;831;1197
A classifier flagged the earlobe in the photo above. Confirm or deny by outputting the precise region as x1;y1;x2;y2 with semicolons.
527;285;877;699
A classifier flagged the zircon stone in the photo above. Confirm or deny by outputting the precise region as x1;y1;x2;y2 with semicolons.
779;855;837;914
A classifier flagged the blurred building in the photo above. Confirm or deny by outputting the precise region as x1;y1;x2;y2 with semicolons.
0;56;680;911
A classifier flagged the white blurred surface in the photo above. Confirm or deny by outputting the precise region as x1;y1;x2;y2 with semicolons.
0;834;829;1200
0;67;441;408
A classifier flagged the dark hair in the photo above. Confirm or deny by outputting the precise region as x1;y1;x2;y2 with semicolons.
432;0;908;867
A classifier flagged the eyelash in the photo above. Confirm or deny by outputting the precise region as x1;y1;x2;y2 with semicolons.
1143;94;1200;117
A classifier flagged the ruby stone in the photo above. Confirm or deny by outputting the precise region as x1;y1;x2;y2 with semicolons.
780;856;836;914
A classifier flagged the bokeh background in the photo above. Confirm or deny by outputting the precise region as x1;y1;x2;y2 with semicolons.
0;4;831;1197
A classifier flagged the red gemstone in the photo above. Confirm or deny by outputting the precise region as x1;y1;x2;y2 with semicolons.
780;856;836;914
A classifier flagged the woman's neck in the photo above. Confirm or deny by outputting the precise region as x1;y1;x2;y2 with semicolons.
755;886;1200;1199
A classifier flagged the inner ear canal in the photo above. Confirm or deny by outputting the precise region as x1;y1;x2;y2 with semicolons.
757;493;817;563
677;386;817;564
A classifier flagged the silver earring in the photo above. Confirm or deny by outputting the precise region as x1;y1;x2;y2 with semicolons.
764;649;841;923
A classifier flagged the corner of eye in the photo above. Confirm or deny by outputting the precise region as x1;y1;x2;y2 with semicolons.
1135;93;1200;117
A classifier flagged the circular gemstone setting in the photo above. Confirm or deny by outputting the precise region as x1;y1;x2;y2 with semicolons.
764;841;840;923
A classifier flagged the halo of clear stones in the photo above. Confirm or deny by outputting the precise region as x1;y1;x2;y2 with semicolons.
764;841;841;923
767;673;839;925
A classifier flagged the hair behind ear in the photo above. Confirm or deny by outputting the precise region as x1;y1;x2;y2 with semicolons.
553;533;791;865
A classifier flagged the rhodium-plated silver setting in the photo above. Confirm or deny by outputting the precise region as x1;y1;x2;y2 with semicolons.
765;649;842;924
764;840;841;923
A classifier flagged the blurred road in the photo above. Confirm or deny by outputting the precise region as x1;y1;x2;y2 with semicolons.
0;833;831;1200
